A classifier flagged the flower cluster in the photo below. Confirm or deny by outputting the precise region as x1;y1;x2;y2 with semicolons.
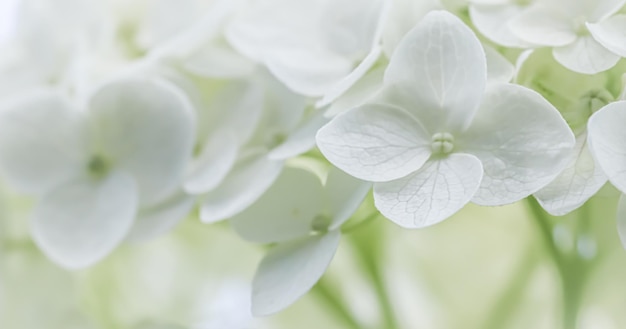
2;0;626;324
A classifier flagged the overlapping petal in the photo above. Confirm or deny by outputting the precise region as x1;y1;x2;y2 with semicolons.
373;154;483;228
588;101;626;193
460;83;575;206
553;35;620;74
316;103;432;182
89;78;196;206
324;167;371;228
509;5;577;47
32;171;137;269
587;15;626;57
384;10;487;132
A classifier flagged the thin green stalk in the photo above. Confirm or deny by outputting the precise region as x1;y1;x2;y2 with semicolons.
312;278;362;329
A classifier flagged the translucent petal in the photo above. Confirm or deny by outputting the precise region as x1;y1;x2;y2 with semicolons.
32;171;137;269
316;103;432;182
252;232;340;316
553;35;620;74
268;111;329;160
587;101;626;194
230;167;324;243
373;154;483;228
587;15;626;57
469;3;532;48
460;83;575;205
534;133;608;216
485;45;515;84
384;10;487;132
0;90;88;194
324;167;372;229
89;77;196;206
126;191;195;242
508;5;577;47
184;130;239;195
199;154;284;223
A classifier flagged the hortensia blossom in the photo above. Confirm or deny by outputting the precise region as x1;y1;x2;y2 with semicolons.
230;166;370;315
316;10;575;228
0;77;195;268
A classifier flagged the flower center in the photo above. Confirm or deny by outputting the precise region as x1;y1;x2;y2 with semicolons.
431;132;455;154
87;155;110;178
310;214;332;235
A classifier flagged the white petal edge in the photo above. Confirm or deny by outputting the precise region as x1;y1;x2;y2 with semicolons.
587;15;626;58
469;3;532;48
230;167;325;244
373;153;483;229
552;35;620;75
268;110;329;160
534;133;608;216
324;167;372;229
508;4;577;47
32;171;137;269
316;103;432;182
588;101;626;194
252;232;340;316
461;83;575;206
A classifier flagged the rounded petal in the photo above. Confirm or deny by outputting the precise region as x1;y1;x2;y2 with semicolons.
460;83;575;206
268;111;329;160
324;167;372;229
534;133;608;216
508;5;577;47
231;167;324;243
373;154;483;229
588;101;626;194
587;15;626;57
199;154;284;223
384;10;487;132
184;130;239;195
316;103;432;182
89;77;196;206
0;90;88;194
325;66;384;118
469;3;532;48
126;191;196;242
32;171;137;269
485;44;515;84
553;35;620;74
252;232;340;316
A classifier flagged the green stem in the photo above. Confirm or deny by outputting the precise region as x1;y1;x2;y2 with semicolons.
312;278;362;329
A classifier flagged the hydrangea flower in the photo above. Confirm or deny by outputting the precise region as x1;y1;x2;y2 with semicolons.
0;77;195;268
316;10;575;228
468;0;535;48
509;0;626;74
230;167;370;315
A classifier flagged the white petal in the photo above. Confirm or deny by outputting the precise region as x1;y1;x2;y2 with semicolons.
585;0;626;22
617;194;626;248
325;66;384;118
252;232;340;316
32;171;137;269
381;0;442;57
384;10;487;132
460;83;575;206
230;167;324;243
126;191;195;242
184;130;239;195
587;15;626;57
588;101;626;194
268;111;329;160
89;77;196;206
0;90;88;194
316;103;432;182
324;167;372;228
469;3;532;48
508;5;577;47
182;39;257;79
534;133;608;216
553;35;620;74
316;46;382;108
373;154;483;229
485;45;515;84
199;154;284;223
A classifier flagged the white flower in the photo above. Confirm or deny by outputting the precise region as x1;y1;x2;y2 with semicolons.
316;10;575;228
509;0;626;74
588;101;626;195
468;0;535;48
0;77;195;268
224;0;389;105
230;167;370;315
